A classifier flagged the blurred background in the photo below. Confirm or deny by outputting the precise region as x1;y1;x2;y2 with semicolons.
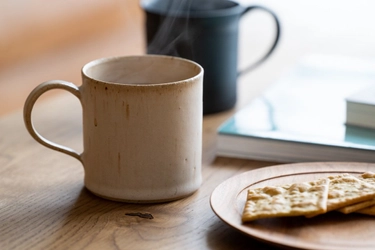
0;0;143;116
1;0;375;116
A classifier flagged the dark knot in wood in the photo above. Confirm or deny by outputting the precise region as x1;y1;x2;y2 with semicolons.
125;212;154;219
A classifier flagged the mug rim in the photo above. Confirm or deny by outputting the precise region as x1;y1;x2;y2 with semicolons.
81;55;204;87
140;0;244;18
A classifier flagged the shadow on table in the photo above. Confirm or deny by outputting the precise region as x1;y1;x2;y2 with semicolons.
205;219;285;250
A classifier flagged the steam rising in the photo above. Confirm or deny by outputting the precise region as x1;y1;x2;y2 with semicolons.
142;0;227;56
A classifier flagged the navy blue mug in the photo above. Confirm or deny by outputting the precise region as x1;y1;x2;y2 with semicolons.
141;0;280;114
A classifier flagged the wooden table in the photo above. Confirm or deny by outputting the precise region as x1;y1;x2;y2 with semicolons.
3;1;375;248
0;91;282;250
1;2;283;248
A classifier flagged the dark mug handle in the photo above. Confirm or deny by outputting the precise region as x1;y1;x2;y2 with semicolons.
238;5;281;76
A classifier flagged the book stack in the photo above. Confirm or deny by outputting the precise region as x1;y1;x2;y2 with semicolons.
346;85;375;130
216;55;375;163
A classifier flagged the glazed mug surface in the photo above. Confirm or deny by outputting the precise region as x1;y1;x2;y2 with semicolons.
24;55;204;203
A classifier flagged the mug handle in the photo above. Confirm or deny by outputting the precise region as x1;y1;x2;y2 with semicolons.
238;5;281;76
23;80;83;163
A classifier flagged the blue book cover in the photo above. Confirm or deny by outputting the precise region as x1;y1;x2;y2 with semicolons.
217;55;375;162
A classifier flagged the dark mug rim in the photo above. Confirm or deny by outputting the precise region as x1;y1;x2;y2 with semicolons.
140;0;245;18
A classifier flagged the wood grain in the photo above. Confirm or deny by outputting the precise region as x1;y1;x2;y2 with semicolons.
0;94;280;250
3;1;375;249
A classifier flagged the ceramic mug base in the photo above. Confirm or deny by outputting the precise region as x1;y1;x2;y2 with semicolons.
86;187;199;203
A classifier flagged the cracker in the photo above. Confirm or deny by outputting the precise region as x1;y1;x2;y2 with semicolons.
337;198;375;214
356;204;375;215
326;174;375;212
358;172;375;185
336;173;375;213
242;178;329;222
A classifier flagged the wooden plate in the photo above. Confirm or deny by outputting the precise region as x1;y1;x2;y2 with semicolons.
210;162;375;250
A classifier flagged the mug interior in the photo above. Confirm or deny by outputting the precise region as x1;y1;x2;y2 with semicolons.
83;55;202;85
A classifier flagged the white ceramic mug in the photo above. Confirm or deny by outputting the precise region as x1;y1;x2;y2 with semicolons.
24;55;204;203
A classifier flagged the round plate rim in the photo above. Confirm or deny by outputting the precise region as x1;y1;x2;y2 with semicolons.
210;161;375;250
